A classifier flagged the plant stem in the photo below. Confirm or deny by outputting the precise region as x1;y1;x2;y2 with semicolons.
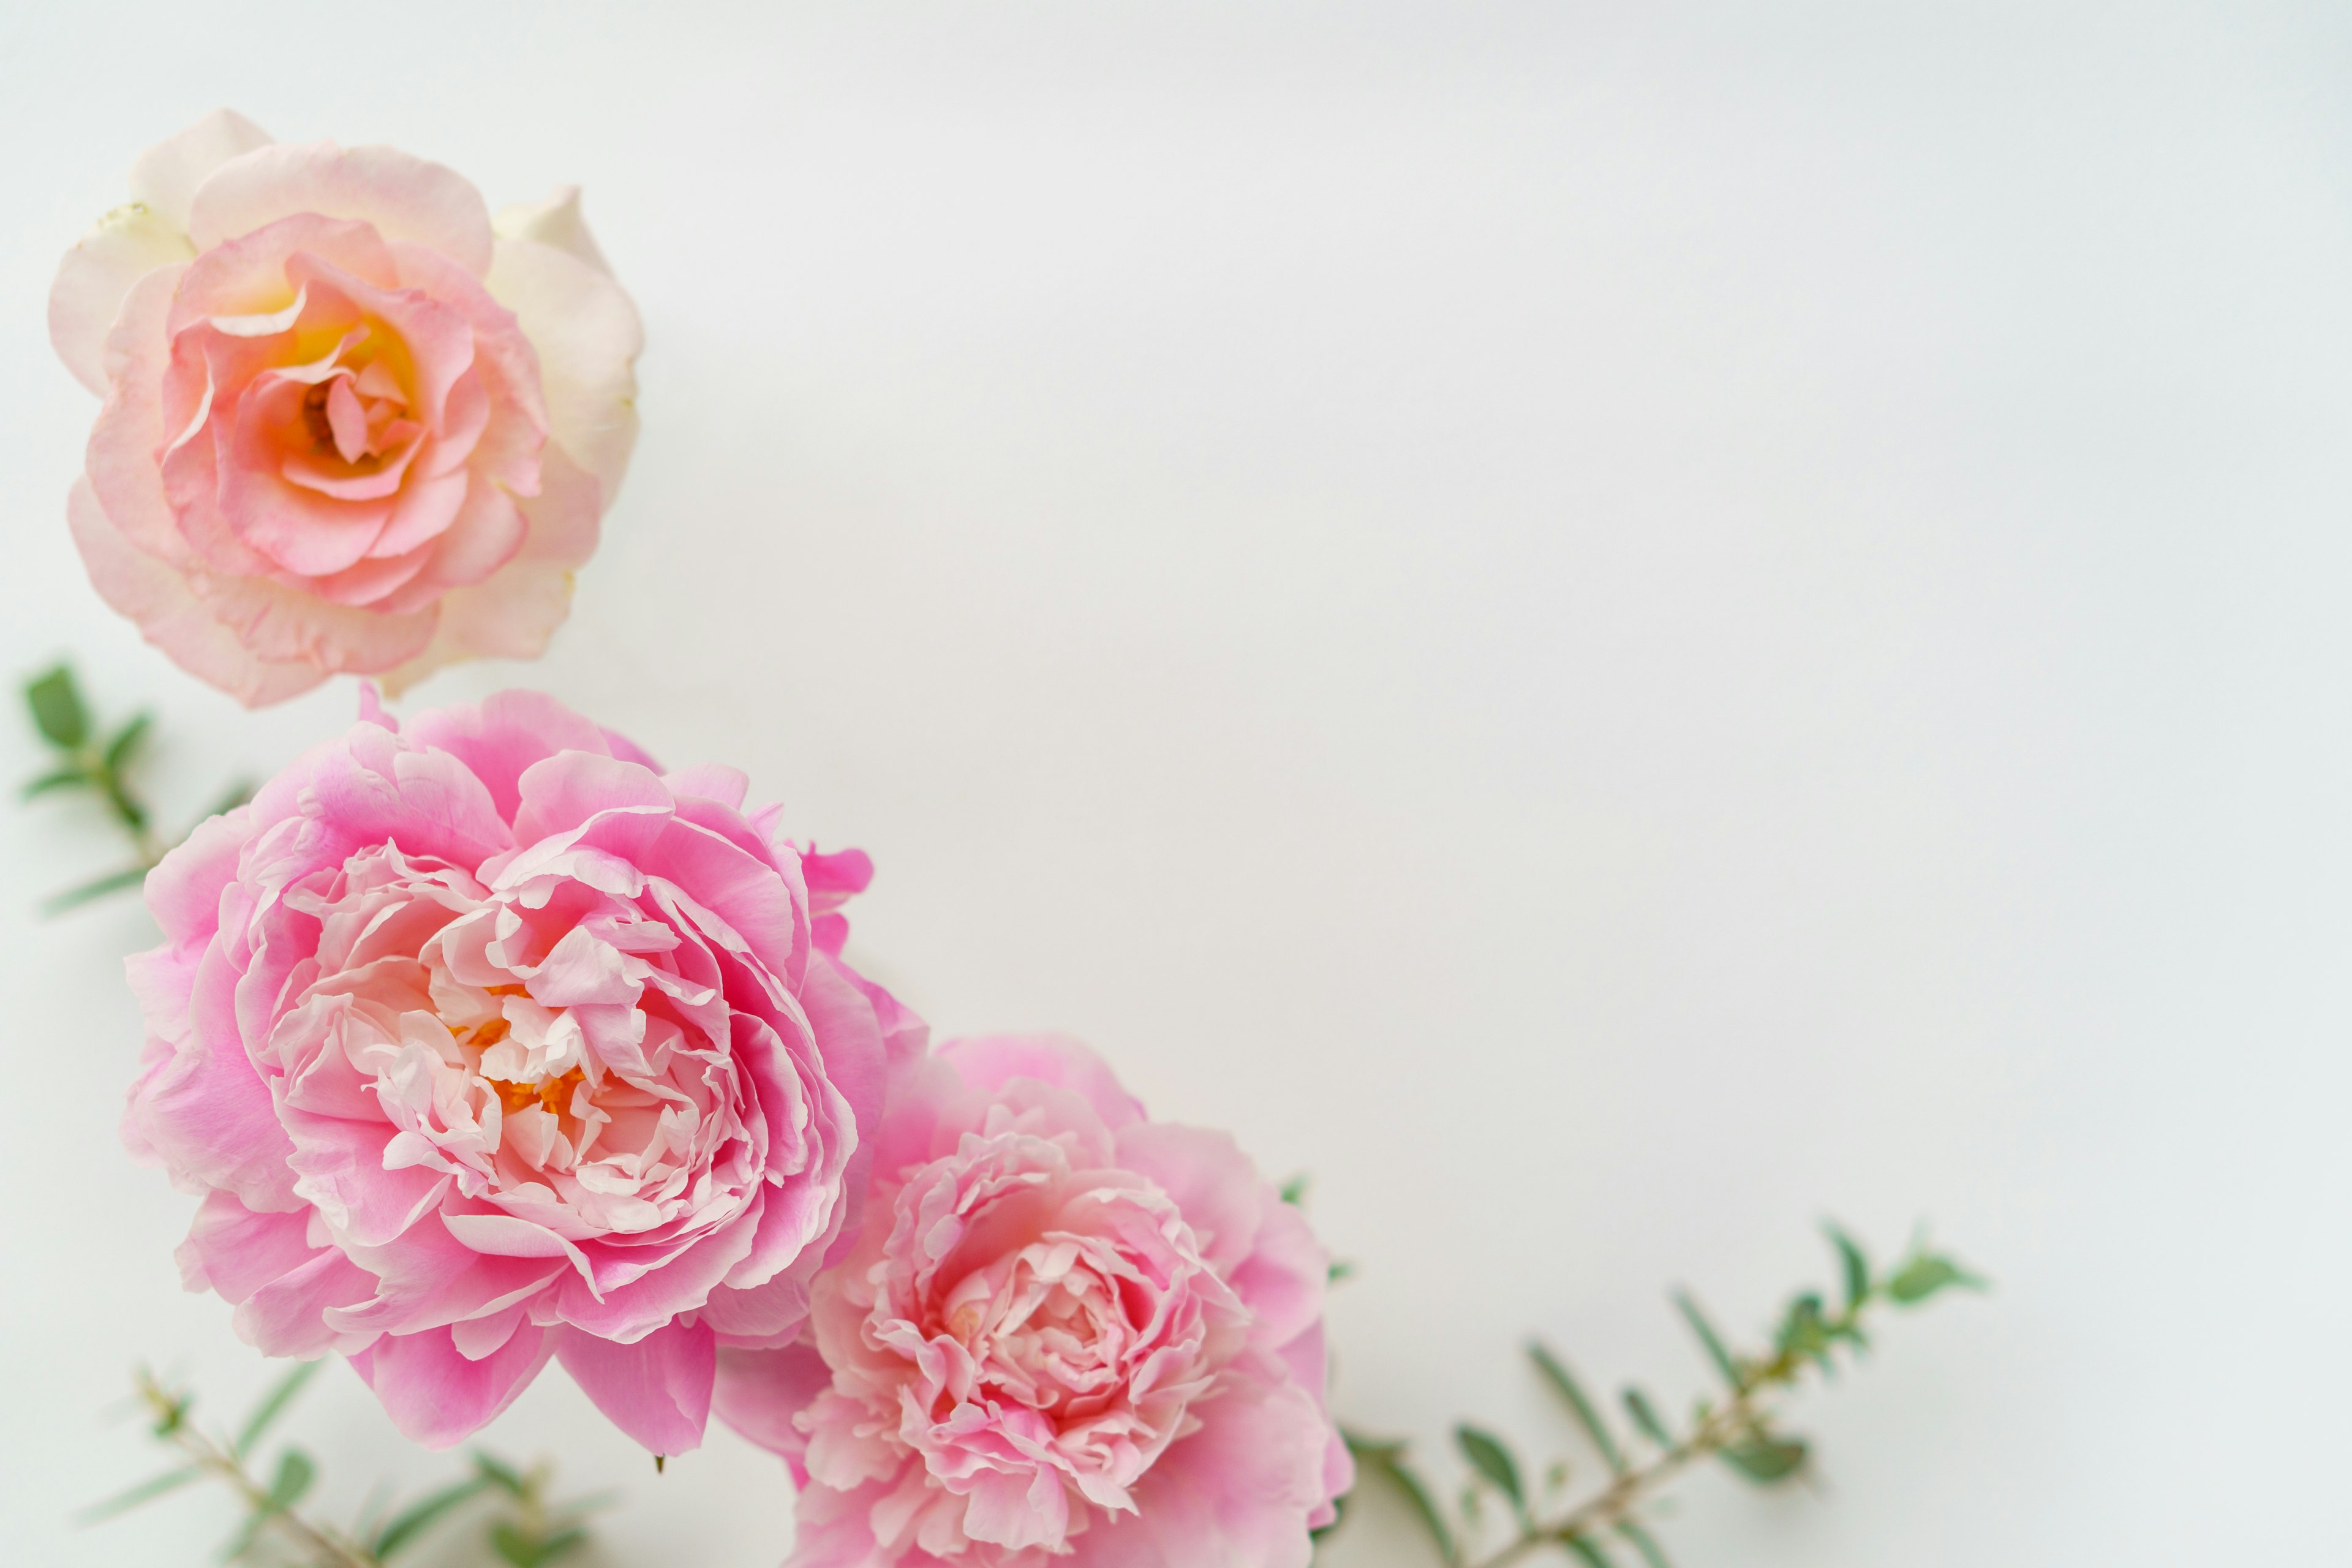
1460;1293;1875;1568
135;1371;378;1568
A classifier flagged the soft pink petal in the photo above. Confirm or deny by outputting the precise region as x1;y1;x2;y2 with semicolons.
128;108;273;229
555;1321;716;1455
349;1324;554;1449
711;1342;829;1468
484;235;640;499
50;205;193;394
401;689;617;824
189;141;494;276
940;1033;1147;1131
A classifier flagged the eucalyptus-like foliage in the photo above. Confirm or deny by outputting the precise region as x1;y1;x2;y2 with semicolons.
19;664;249;911
87;1365;612;1568
1324;1224;1983;1567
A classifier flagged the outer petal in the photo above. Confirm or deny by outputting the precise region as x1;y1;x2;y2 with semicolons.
349;1324;555;1449
189;141;495;275
711;1342;831;1469
485;235;641;499
128;108;273;229
1066;1354;1330;1568
194;570;440;676
49;205;194;394
939;1034;1146;1131
555;1321;716;1455
494;186;614;276
376;445;600;695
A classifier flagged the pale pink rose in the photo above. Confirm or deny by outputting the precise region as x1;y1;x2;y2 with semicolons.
50;110;642;706
126;691;924;1453
714;1036;1351;1568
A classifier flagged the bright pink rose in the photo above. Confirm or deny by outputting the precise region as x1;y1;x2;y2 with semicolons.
51;110;641;705
125;691;923;1453
714;1036;1351;1568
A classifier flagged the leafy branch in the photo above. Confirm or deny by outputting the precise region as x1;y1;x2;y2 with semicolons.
20;663;249;911
1333;1224;1982;1567
87;1363;611;1567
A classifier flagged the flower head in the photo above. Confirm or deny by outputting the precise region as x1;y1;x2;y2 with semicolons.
715;1036;1351;1567
127;691;921;1452
51;110;641;704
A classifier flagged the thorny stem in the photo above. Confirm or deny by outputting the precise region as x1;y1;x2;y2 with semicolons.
1459;1292;1880;1568
134;1370;378;1568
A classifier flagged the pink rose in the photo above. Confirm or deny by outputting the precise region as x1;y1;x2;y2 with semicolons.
125;691;924;1453
714;1036;1351;1567
50;110;642;706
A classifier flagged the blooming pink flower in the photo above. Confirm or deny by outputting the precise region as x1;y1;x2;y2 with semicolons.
714;1035;1351;1568
50;110;641;705
126;691;922;1452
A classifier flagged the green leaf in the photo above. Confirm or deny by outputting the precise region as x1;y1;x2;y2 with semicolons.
491;1520;541;1567
1824;1222;1870;1311
1718;1432;1808;1485
473;1452;530;1497
27;665;89;748
75;1464;201;1523
1776;1292;1834;1368
1327;1259;1355;1284
536;1525;589;1563
235;1359;321;1456
1452;1424;1523;1512
23;764;88;800
104;712;153;772
1526;1341;1624;1471
1621;1386;1673;1449
1562;1534;1616;1567
372;1476;492;1558
1616;1520;1673;1568
1342;1431;1453;1562
43;864;152;914
1279;1174;1309;1205
267;1448;315;1509
1672;1291;1744;1390
1888;1253;1986;1304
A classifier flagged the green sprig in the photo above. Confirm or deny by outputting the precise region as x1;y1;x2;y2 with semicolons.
89;1365;613;1567
19;663;252;913
1327;1223;1983;1568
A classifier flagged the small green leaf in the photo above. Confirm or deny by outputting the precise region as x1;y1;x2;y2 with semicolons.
1562;1533;1616;1567
43;864;152;914
1718;1432;1808;1485
1824;1222;1870;1311
472;1452;529;1497
235;1359;321;1457
536;1525;589;1563
373;1476;492;1558
1776;1292;1834;1369
23;765;88;800
104;712;153;772
1452;1424;1524;1512
491;1520;541;1567
1328;1259;1355;1284
268;1448;315;1509
1672;1291;1744;1390
1342;1431;1453;1562
27;665;89;748
1621;1386;1673;1449
1526;1341;1624;1472
75;1464;201;1523
1888;1253;1986;1304
1616;1520;1673;1568
1279;1174;1309;1205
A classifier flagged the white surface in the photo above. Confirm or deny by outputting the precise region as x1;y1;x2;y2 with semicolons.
2;4;2346;1563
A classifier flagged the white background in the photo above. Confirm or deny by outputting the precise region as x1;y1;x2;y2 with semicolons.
2;4;2346;1564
